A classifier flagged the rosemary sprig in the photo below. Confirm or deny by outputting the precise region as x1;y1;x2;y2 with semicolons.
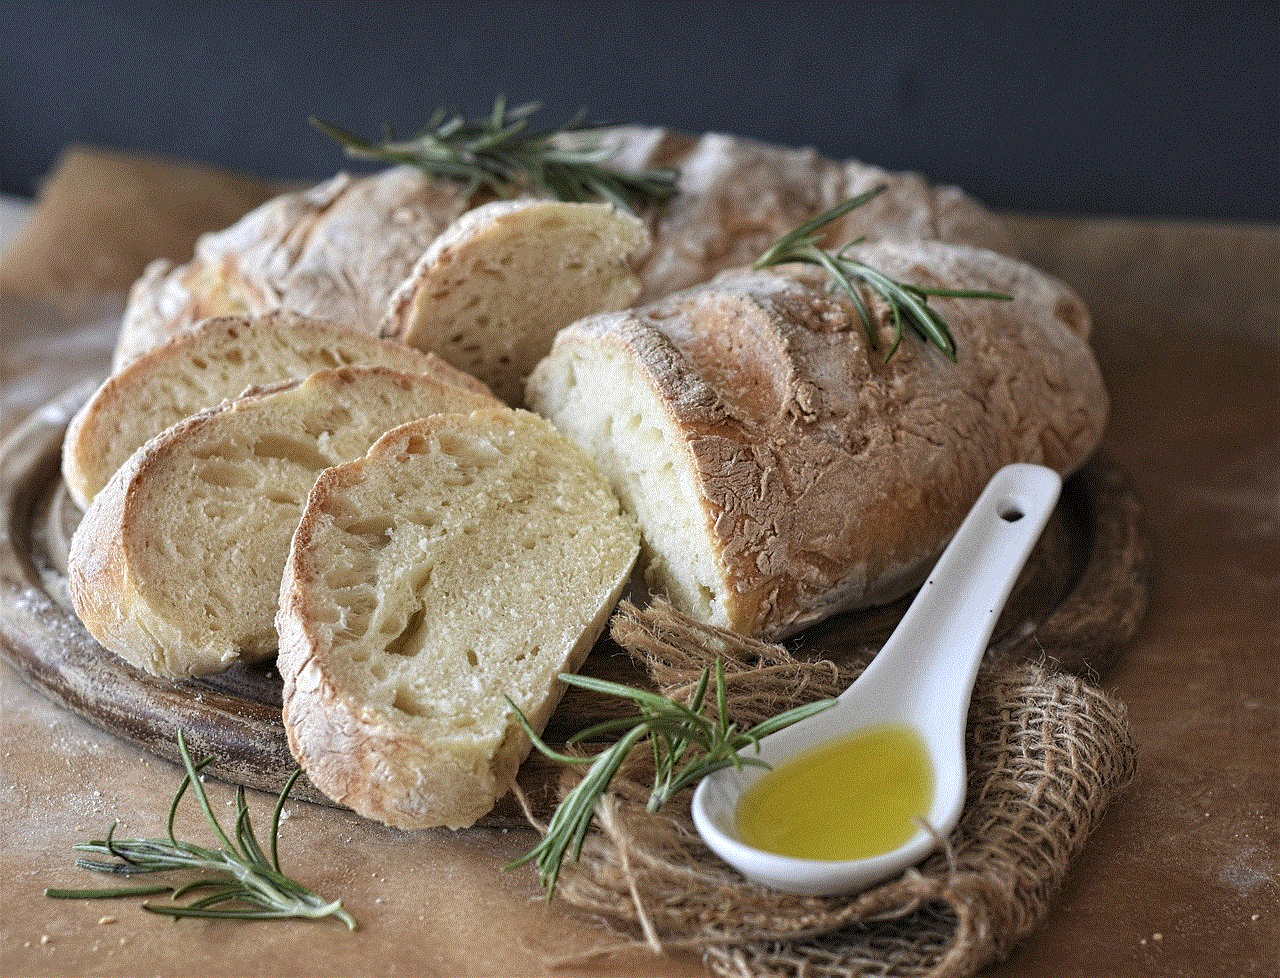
505;659;837;896
45;731;355;929
312;96;679;214
753;187;1012;361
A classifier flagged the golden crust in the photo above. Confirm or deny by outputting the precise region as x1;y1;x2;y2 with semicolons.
531;240;1107;638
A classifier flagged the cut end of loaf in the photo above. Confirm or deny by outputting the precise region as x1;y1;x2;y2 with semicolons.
277;408;639;829
529;249;1109;640
526;334;737;631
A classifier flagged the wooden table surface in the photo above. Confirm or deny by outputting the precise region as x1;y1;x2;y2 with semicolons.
1;185;1275;977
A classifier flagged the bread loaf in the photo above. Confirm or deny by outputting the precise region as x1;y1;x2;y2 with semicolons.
382;199;647;404
115;169;472;368
62;311;488;509
67;366;500;678
115;127;1012;369
276;409;639;829
526;240;1107;639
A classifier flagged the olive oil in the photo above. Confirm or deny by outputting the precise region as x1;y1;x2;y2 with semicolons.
735;724;933;862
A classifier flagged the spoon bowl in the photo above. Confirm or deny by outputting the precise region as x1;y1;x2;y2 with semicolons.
691;463;1062;895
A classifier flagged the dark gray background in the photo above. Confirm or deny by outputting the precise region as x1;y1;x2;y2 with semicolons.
2;1;1276;220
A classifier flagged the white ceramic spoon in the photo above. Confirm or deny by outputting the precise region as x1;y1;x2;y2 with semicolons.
691;462;1062;896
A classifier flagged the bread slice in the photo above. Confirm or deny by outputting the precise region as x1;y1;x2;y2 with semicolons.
276;409;639;829
382;199;648;404
62;312;489;510
67;366;500;678
526;240;1108;639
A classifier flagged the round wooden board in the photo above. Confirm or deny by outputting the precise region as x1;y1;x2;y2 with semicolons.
0;382;1149;826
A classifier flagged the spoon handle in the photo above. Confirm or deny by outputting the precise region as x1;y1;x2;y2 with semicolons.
845;463;1062;723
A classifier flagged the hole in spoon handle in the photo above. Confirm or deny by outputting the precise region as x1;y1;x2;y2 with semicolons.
998;502;1024;522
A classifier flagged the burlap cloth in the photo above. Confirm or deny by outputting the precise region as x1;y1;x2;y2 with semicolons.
530;601;1136;978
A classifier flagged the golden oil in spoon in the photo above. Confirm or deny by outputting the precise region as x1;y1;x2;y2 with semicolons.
735;724;934;862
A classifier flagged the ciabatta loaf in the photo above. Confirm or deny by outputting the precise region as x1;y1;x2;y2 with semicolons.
383;199;647;404
115;127;1011;368
67;366;500;678
62;312;487;509
276;409;639;829
526;240;1107;639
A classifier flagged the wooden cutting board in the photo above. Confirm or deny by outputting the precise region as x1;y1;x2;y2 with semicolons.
0;380;1148;826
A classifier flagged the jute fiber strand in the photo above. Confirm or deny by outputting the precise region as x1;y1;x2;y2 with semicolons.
525;601;1136;977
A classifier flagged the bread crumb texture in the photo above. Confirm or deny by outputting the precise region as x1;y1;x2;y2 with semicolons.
385;199;648;405
277;409;638;829
67;366;499;678
62;311;483;509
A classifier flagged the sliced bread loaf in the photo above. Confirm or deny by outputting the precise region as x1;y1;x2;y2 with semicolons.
68;366;500;678
526;240;1108;639
276;409;639;829
116;127;1012;370
383;199;648;404
62;311;489;509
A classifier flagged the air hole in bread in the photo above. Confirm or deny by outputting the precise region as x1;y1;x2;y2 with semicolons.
252;434;331;472
513;644;539;663
195;460;259;490
392;687;423;717
385;605;426;657
344;516;394;538
324;564;374;588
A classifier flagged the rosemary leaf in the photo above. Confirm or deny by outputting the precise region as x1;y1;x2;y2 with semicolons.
312;96;679;214
46;731;356;930
505;661;836;897
753;189;1012;361
46;884;174;900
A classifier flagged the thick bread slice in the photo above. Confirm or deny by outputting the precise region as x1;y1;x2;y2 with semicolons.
276;409;639;829
62;311;490;510
382;199;647;405
526;240;1108;639
67;366;500;678
116;127;1011;368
